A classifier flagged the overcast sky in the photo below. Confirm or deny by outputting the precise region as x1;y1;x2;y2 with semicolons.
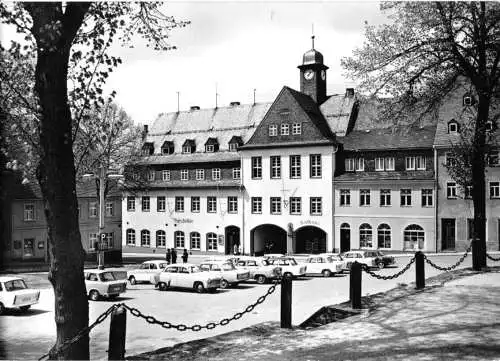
2;2;389;125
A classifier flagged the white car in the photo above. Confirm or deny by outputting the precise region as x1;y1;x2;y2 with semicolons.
342;250;386;270
199;261;250;289
127;260;169;285
84;269;127;301
266;257;306;279
0;276;40;314
304;255;344;277
235;256;282;284
154;263;222;293
318;253;349;273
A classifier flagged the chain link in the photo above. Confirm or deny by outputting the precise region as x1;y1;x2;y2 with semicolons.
486;253;500;261
38;303;120;361
362;256;416;280
122;278;280;332
424;243;472;271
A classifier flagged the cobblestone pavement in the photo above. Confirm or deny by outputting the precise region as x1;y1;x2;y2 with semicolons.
129;267;500;361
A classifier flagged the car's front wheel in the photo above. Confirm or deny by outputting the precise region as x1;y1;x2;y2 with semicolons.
376;261;384;270
129;276;136;285
89;290;100;301
284;272;293;279
194;282;205;293
322;269;332;277
220;279;229;289
256;275;267;284
158;282;168;291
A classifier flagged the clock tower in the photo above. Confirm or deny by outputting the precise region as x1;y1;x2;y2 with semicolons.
298;36;328;104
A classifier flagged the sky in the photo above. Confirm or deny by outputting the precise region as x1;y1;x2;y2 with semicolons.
2;1;389;125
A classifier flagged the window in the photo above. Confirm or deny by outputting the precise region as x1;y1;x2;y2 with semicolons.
345;158;355;171
103;233;113;249
404;224;424;249
281;123;289;135
127;196;135;211
229;142;239;151
448;120;459;134
465;185;473;199
156;230;166;248
126;229;135;246
377;224;391;248
89;233;98;249
310;197;322;215
488;151;499;166
292;123;302;135
405;156;416;170
212;168;221;180
181;169;189;181
310;154;322;178
360;189;371;206
207;196;217;213
400;189;412;206
290;155;301;178
191;197;200;212
416;156;426;170
445;152;456;167
385;157;395;170
207;233;218;251
141;230;150;247
380;189;391;206
228;196;238;213
162;170;171;181
359;223;373;248
175;197;184;212
23;203;35;221
148;171;155;181
142;196;150;211
270;197;281;214
190;232;201;249
290;197;301;215
269;125;277;136
270;156;281;179
420;189;432;206
89;201;98;218
463;95;473;106
375;158;384;171
251;197;262;213
105;202;114;217
233;167;241;180
355;158;365;171
490;182;500;199
196;169;205;180
340;189;351;206
205;144;214;152
447;182;457;199
174;231;185;248
182;145;192;153
251;157;262;179
157;196;166;212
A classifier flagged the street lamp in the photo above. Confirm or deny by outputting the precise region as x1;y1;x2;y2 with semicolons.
83;166;123;270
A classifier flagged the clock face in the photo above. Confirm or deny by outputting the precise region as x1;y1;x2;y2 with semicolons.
304;70;315;80
321;70;326;81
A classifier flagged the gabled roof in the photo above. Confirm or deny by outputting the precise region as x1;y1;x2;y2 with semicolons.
182;139;195;146
142;142;154;149
205;137;219;145
228;135;243;144
161;140;174;147
320;93;357;136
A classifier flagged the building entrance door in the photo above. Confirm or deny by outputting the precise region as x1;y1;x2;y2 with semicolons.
340;223;351;253
442;219;456;250
225;226;240;255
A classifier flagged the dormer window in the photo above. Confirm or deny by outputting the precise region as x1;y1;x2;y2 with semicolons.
228;135;243;151
141;142;154;156
448;120;459;134
281;123;289;135
182;139;196;154
161;141;174;155
463;93;474;106
206;145;214;152
204;137;219;153
269;125;277;136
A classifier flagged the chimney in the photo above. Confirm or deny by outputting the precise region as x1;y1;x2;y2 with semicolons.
142;124;148;140
190;106;200;111
230;101;241;106
346;88;355;97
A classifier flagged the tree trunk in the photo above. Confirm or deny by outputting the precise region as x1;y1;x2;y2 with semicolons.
25;3;91;359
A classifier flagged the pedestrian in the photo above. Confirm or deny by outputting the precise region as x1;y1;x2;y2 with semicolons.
182;249;189;263
171;248;177;264
233;243;239;255
165;248;171;264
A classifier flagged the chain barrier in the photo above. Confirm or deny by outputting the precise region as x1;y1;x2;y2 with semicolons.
122;278;280;331
361;256;416;280
424;243;473;271
486;253;500;262
38;303;121;361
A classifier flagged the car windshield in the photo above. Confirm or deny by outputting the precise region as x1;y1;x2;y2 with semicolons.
4;279;28;291
329;256;342;261
222;263;235;271
99;272;116;281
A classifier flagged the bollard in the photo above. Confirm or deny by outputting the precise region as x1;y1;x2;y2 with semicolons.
415;251;425;289
350;261;362;309
280;275;292;328
108;306;126;360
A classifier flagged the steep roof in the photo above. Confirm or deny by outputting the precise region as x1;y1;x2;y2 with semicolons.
320;93;357;136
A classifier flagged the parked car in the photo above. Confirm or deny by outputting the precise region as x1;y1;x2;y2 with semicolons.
84;269;127;301
341;250;394;270
0;276;40;314
266;257;306;279
199;261;250;288
203;256;240;266
262;253;285;260
304;255;344;277
127;260;169;285
373;250;396;268
235;256;282;284
319;253;349;273
154;263;222;293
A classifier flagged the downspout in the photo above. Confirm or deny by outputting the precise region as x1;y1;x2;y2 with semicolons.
332;143;339;252
434;146;438;253
240;153;245;255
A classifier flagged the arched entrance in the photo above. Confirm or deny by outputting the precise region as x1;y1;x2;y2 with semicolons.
250;224;287;256
295;226;326;254
225;226;240;255
340;223;351;253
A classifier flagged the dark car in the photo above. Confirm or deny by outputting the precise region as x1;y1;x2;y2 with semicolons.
374;250;396;268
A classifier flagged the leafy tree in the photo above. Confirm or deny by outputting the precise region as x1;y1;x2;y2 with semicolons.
342;1;500;270
0;3;188;359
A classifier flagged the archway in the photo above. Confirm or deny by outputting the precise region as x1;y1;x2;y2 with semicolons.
340;223;351;253
250;224;287;256
225;226;240;255
295;226;326;254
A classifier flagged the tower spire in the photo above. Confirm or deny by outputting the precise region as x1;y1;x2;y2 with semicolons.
311;23;315;49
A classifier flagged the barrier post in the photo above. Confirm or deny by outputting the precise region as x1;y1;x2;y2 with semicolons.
280;275;292;328
108;306;126;360
415;251;425;289
350;261;362;309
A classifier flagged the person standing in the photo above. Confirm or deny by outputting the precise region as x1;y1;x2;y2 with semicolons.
182;249;189;263
165;248;171;264
171;248;177;264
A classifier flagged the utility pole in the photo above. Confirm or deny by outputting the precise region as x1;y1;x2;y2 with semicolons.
98;165;106;270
